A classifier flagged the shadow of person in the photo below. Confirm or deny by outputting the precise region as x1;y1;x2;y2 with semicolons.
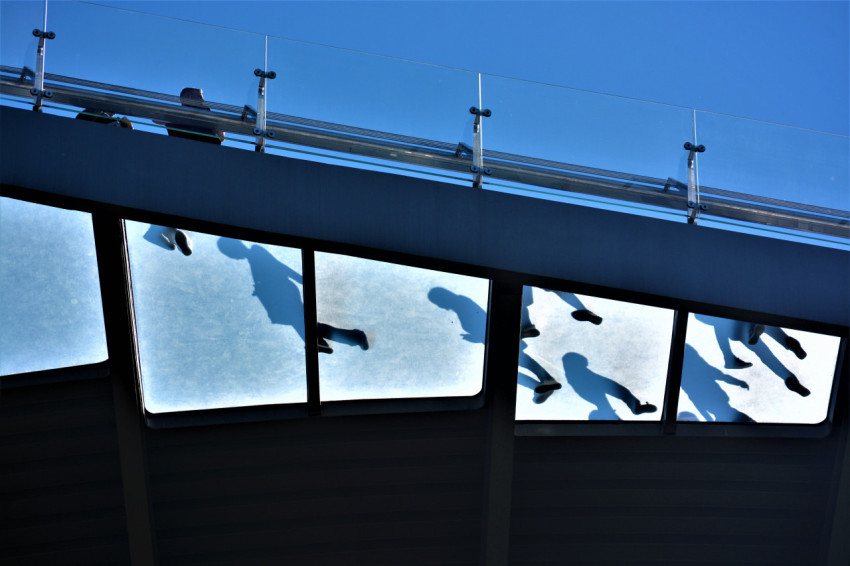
520;287;602;339
695;315;809;397
680;344;755;423
427;287;486;344
217;238;368;354
562;352;657;420
517;342;562;404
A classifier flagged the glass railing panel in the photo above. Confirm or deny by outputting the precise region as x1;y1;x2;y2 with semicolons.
694;112;850;214
515;287;673;421
0;1;44;76
266;37;479;149
126;222;306;413
481;74;695;185
44;2;263;116
315;252;488;401
680;314;841;424
0;197;107;375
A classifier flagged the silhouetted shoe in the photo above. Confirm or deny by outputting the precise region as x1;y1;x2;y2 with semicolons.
725;356;753;369
317;338;333;354
174;230;193;256
634;402;657;415
533;380;562;394
572;309;602;325
785;375;810;397
748;323;765;345
354;329;369;350
520;325;540;339
160;232;176;250
533;390;556;404
785;336;807;359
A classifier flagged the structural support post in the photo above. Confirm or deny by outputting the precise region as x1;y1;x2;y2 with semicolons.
480;278;523;565
92;214;157;565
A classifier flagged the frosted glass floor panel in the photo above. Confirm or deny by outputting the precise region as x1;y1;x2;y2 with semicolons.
0;197;107;375
680;315;840;424
315;252;488;401
516;287;673;421
126;223;307;413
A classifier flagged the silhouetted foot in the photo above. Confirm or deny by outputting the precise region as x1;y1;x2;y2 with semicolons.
174;230;193;256
572;309;602;325
748;323;765;345
160;232;176;250
520;325;540;339
634;402;657;415
533;380;562;394
785;375;810;397
785;336;807;359
354;329;369;350
725;356;753;369
533;390;556;404
317;338;333;354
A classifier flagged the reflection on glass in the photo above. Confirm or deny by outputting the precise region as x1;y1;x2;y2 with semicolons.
482;74;694;182
680;314;840;424
126;222;306;413
695;112;850;213
515;287;673;421
46;2;263;111
0;197;107;375
267;36;478;146
0;1;44;74
315;252;488;401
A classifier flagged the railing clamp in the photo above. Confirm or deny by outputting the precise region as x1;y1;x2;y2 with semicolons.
253;68;277;152
470;106;491;188
31;29;55;112
684;142;706;224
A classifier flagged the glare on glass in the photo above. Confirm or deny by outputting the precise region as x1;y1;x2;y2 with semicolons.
680;314;841;424
315;252;489;401
126;222;307;413
0;197;107;375
515;287;673;421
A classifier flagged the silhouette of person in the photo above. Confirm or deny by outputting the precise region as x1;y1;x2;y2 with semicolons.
695;315;810;397
521;287;602;339
155;87;225;144
427;287;486;344
76;108;133;129
562;352;656;420
680;344;754;423
218;238;368;354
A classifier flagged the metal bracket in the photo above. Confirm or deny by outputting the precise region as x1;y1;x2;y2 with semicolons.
684;142;706;224
470;106;492;188
31;29;55;112
253;68;277;152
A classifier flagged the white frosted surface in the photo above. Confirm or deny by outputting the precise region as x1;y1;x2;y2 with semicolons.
0;197;107;375
679;315;840;424
516;288;673;421
316;252;488;401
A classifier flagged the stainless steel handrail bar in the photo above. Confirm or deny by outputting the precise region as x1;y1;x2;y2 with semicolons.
1;69;847;240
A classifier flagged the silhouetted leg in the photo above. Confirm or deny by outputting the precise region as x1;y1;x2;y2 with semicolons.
520;286;539;338
318;323;369;351
555;291;603;325
609;380;656;415
765;325;807;359
711;322;752;369
748;338;810;396
519;349;561;395
748;323;765;345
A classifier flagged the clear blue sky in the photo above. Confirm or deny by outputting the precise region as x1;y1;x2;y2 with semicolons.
85;0;848;136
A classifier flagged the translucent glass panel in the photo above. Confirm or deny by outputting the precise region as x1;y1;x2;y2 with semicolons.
0;197;107;375
680;314;841;424
695;112;850;213
515;287;673;421
46;2;263;109
126;222;306;413
481;74;694;182
315;252;488;401
0;1;44;72
267;37;478;146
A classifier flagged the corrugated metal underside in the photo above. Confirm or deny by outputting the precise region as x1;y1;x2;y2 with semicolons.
0;378;131;563
510;435;837;565
145;410;490;565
